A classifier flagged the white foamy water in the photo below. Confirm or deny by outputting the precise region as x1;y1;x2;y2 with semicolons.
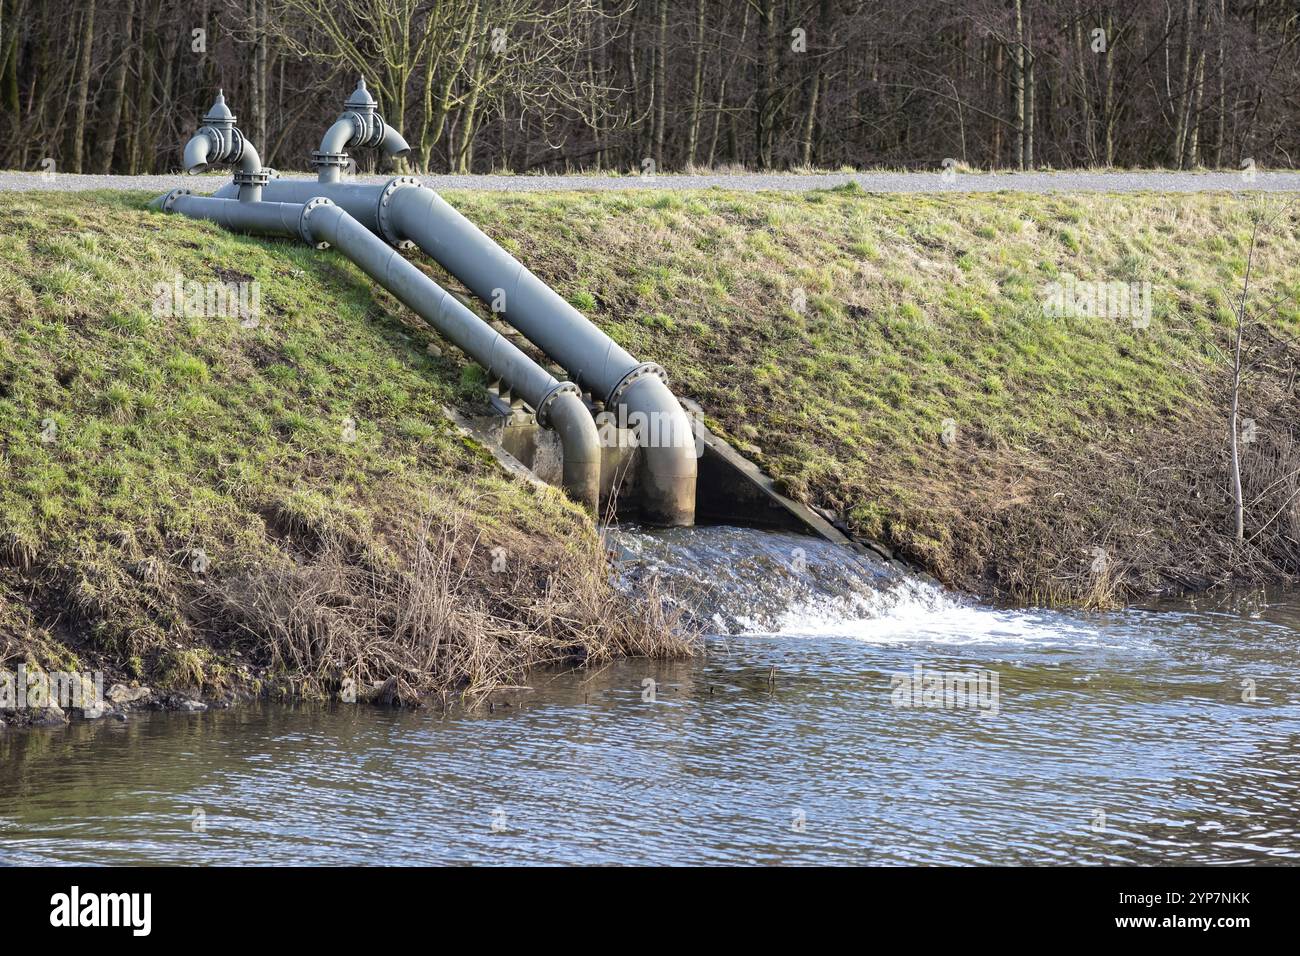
610;524;1110;649
759;596;1096;647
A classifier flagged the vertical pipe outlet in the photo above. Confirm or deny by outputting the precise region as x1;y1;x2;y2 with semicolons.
182;90;268;202
314;78;412;184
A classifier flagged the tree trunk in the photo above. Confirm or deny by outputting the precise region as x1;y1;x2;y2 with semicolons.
1013;0;1025;170
686;0;705;167
454;43;488;173
1074;10;1095;165
653;0;667;168
757;0;777;168
0;0;24;151
1173;0;1195;166
70;1;95;173
97;0;137;174
251;0;269;155
1103;13;1115;166
1188;46;1206;167
991;41;1004;166
1026;49;1035;168
1215;0;1226;167
800;0;832;168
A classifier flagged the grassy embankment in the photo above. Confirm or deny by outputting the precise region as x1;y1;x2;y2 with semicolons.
3;185;1299;714
450;185;1300;604
0;192;688;715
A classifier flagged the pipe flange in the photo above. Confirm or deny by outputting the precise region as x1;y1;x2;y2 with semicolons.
193;125;223;158
342;110;379;148
311;150;351;170
299;196;335;249
160;187;192;213
337;109;386;150
372;114;391;148
233;167;271;187
193;123;239;167
605;362;667;407
359;112;390;149
536;381;582;428
226;126;247;165
376;176;423;248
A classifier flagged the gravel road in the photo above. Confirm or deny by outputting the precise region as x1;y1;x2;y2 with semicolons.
2;169;1298;194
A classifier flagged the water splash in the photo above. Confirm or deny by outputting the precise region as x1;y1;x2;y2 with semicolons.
607;524;1094;647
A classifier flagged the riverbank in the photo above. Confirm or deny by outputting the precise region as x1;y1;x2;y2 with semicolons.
0;192;691;726
3;187;1298;725
447;186;1300;604
5;565;1299;864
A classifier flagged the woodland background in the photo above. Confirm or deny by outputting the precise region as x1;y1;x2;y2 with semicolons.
0;1;1297;175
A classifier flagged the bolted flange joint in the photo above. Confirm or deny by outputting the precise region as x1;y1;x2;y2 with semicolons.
233;167;271;188
160;187;192;213
310;150;350;171
376;176;424;249
333;109;391;150
299;196;335;249
193;123;249;170
536;381;583;428
606;362;667;407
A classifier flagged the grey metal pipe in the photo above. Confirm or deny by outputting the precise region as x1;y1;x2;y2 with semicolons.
385;185;697;526
164;192;302;235
319;117;356;156
181;132;262;201
233;141;265;203
225;177;698;525
547;391;602;512
214;179;639;395
317;114;409;160
182;91;267;202
214;178;383;217
301;201;564;411
389;188;640;399
157;192;600;512
612;374;698;527
182;133;212;174
380;123;412;160
314;79;413;184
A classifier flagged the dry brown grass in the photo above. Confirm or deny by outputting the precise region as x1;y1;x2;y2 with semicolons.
196;509;697;704
952;331;1300;608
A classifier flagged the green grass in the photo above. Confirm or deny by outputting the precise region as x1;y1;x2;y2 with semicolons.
443;186;1300;597
0;190;665;694
5;183;1297;665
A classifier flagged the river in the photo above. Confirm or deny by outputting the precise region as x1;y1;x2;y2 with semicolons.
1;526;1297;865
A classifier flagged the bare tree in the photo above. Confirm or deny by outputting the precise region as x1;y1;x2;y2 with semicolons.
70;1;96;172
5;0;1300;175
1227;199;1296;547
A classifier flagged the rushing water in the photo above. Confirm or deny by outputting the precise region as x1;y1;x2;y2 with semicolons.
2;526;1298;865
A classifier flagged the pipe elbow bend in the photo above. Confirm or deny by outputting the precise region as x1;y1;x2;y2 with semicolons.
546;391;601;515
618;375;698;526
319;116;356;156
182;130;214;174
237;139;262;177
380;123;412;159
